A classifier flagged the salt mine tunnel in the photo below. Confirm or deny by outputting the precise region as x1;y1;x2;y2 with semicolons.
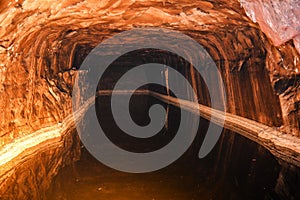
0;0;300;199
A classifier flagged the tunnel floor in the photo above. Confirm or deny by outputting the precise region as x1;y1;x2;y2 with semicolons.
46;94;289;200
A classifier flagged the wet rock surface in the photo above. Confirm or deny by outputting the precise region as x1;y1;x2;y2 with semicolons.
0;0;299;199
0;129;80;200
0;0;299;141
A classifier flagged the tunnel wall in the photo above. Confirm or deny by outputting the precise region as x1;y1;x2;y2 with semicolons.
0;0;299;141
0;0;299;198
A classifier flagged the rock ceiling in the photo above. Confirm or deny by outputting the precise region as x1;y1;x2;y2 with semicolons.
0;0;300;198
0;0;299;139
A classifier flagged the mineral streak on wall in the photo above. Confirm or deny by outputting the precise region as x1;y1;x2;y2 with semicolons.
0;0;299;199
239;0;300;135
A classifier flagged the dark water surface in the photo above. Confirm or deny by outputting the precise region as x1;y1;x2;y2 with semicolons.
46;94;298;200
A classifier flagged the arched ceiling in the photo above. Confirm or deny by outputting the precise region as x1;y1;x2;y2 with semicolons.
0;0;299;143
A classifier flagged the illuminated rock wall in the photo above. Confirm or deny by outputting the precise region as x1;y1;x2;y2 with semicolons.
0;0;299;199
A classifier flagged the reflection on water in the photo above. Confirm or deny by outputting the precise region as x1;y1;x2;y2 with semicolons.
46;94;298;200
46;148;246;200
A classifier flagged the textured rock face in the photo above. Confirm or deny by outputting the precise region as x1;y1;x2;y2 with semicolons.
239;0;300;135
239;0;300;48
0;0;299;199
0;0;299;141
